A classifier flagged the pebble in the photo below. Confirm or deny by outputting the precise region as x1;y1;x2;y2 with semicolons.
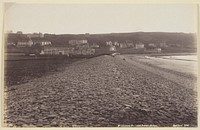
5;55;197;127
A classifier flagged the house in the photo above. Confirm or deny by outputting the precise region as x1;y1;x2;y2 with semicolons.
113;42;120;46
81;49;95;55
157;48;162;52
6;39;16;46
135;42;144;49
6;38;16;46
16;39;33;47
90;43;99;48
32;38;51;46
41;45;95;56
148;43;156;48
86;49;95;55
126;43;134;48
41;46;70;56
125;41;134;47
72;49;81;55
7;42;15;46
40;41;51;46
120;43;127;48
69;40;87;45
70;48;95;56
160;42;168;48
106;41;113;46
109;46;116;51
17;41;27;47
106;41;120;47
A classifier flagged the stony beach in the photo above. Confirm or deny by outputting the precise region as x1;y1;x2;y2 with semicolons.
4;55;197;127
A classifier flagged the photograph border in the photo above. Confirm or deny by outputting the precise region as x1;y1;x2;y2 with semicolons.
0;0;199;130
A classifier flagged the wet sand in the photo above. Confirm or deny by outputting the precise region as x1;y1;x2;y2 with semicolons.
123;55;197;76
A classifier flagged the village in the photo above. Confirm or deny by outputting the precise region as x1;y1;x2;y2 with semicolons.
5;32;172;57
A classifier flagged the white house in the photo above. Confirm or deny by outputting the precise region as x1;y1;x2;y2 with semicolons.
17;39;33;47
148;43;156;47
41;46;70;56
113;42;120;46
33;40;51;46
106;41;113;46
135;42;144;49
41;41;51;46
109;46;116;51
69;40;87;45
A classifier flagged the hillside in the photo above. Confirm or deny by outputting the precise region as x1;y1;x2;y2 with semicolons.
5;32;197;54
44;32;196;48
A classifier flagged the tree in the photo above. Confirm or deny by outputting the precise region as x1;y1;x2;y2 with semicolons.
16;31;23;34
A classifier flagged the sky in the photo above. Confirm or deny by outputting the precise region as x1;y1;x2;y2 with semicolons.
4;4;198;34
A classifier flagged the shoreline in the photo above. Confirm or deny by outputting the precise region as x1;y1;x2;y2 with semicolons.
123;55;197;77
4;52;197;61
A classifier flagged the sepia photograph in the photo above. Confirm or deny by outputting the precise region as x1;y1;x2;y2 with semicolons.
1;0;199;128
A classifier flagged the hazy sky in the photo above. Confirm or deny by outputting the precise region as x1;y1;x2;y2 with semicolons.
4;4;197;34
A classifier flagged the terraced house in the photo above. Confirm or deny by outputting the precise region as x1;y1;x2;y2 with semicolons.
41;46;95;56
41;46;70;56
30;37;51;46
